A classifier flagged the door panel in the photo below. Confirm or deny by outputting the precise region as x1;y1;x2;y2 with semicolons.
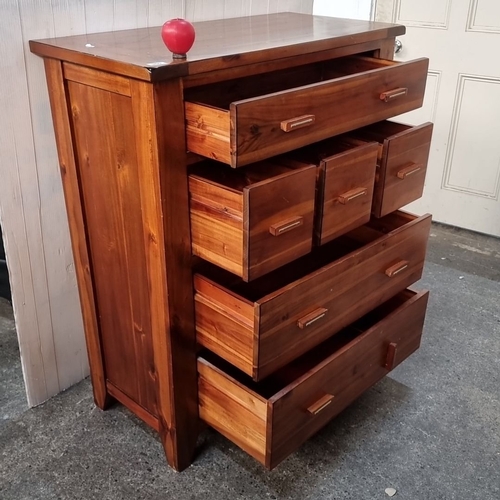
376;0;500;237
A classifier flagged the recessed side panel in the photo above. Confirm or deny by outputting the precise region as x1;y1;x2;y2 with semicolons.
68;81;157;416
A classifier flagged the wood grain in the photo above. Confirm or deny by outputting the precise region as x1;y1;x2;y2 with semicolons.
189;175;244;277
376;37;397;60
185;102;231;164
256;213;431;379
29;12;432;472
4;0;185;409
30;13;406;82
351;121;434;217
194;276;255;374
183;38;404;89
43;59;108;409
149;78;199;471
245;165;316;281
68;80;157;413
185;56;428;166
63;62;131;96
194;211;431;380
198;289;429;469
267;289;429;469
288;138;378;245
189;161;316;281
198;358;268;464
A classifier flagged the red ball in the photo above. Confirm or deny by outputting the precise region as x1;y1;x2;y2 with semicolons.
161;18;195;58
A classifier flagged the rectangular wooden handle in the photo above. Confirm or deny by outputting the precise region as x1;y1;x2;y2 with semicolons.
269;216;303;236
385;260;409;278
380;87;408;102
385;342;398;371
307;394;335;415
297;307;328;329
397;163;423;179
338;187;368;205
280;114;315;132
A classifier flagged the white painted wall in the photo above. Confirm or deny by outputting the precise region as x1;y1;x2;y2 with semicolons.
314;0;373;20
0;0;314;407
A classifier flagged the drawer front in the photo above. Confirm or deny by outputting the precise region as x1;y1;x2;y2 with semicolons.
257;213;431;379
232;58;428;166
245;166;316;281
374;122;433;217
350;121;434;218
198;289;429;469
186;57;429;167
316;142;378;245
189;163;316;281
268;289;429;469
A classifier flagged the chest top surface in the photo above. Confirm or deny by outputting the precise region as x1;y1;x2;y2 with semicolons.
30;12;404;82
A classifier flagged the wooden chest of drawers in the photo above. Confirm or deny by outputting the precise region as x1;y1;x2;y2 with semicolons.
31;13;432;472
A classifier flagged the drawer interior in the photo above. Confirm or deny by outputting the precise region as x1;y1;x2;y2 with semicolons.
352;119;416;144
284;135;371;165
196;210;417;302
189;158;311;192
200;288;419;399
185;56;396;110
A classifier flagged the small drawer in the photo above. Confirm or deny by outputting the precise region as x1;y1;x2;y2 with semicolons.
189;160;316;281
194;210;431;380
283;137;378;245
351;121;434;218
185;56;429;167
198;288;429;469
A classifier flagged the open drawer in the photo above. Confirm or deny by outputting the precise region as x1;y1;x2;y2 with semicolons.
189;159;316;281
198;288;429;469
194;210;431;380
281;137;379;245
350;120;434;217
185;56;429;167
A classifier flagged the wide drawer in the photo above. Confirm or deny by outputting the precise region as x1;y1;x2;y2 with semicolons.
194;210;431;380
185;56;429;167
283;137;378;245
351;121;434;217
198;288;429;469
189;159;316;281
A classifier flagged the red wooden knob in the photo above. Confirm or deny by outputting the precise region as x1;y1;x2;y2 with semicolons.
161;18;195;59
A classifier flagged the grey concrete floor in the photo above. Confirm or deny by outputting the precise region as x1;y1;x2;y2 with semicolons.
1;223;499;500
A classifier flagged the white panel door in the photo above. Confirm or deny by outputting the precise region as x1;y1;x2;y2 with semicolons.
376;0;500;237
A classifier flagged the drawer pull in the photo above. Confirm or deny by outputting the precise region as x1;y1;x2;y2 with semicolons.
280;114;316;132
397;163;423;179
338;187;368;205
380;87;408;102
308;394;335;415
269;216;303;236
297;307;328;329
385;260;410;278
385;342;398;371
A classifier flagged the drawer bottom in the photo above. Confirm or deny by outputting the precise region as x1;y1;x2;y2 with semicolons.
198;288;429;469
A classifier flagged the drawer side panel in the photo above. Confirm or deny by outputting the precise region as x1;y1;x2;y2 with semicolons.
189;176;244;276
186;102;231;164
194;275;255;374
198;359;268;464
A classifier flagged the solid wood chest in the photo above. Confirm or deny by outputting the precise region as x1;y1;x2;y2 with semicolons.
30;12;432;471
